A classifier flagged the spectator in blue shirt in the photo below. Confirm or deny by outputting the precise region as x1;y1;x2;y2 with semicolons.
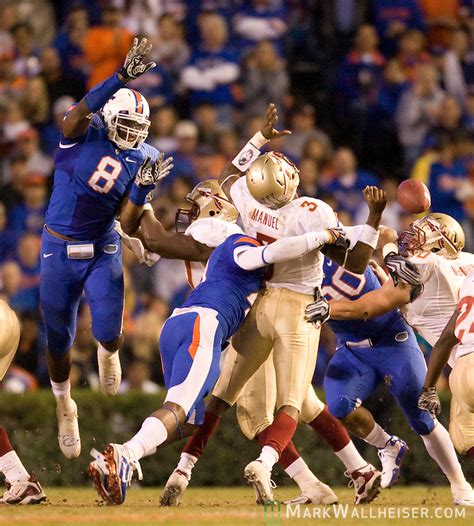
429;136;467;222
181;12;240;123
129;63;175;110
8;174;47;238
168;120;200;187
0;203;16;263
322;147;379;219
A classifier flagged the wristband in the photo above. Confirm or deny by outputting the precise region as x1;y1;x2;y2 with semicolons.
84;73;125;113
383;242;399;259
231;132;270;172
142;203;153;212
359;225;379;249
129;183;155;206
305;230;331;251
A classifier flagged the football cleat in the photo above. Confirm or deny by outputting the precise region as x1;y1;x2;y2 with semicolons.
378;436;409;488
159;469;189;506
284;481;338;505
244;460;276;504
0;475;46;505
89;444;142;505
98;349;122;396
452;483;474;506
56;397;81;459
345;464;381;505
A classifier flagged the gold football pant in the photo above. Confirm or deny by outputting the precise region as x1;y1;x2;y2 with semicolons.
449;352;474;454
213;286;321;424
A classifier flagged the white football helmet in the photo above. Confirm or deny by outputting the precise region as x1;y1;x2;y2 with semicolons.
102;88;150;150
0;300;20;380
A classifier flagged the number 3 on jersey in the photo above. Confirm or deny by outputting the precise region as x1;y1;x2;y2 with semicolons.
88;156;122;194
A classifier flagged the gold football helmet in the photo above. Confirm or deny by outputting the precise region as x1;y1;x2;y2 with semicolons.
0;300;20;380
246;151;300;209
398;212;465;259
175;179;238;232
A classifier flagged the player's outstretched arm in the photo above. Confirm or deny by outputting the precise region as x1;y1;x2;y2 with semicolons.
140;210;212;261
424;310;459;388
62;37;155;138
234;228;344;270
219;102;290;198
329;278;411;320
324;186;386;274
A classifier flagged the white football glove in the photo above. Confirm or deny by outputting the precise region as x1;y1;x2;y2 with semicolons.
119;37;156;81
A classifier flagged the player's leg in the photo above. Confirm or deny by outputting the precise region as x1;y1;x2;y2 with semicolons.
448;353;474;457
0;427;46;504
91;309;224;505
83;237;124;395
323;346;383;503
40;231;84;459
384;341;474;505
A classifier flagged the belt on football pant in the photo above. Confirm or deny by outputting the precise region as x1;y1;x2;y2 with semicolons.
345;331;409;349
45;224;78;242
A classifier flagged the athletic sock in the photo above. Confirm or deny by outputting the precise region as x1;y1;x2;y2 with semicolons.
51;379;71;399
258;412;298;468
182;411;221;458
0;427;14;457
364;423;391;449
308;406;351;451
334;441;368;472
0;451;30;483
421;423;469;489
124;417;168;461
176;452;198;479
285;457;320;490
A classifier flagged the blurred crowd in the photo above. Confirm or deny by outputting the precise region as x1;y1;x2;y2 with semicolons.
0;0;473;393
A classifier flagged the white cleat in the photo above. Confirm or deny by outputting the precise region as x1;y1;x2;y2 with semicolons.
98;349;122;395
0;475;46;505
56;397;81;459
284;481;338;505
378;436;409;488
345;463;381;505
452;483;474;506
244;460;276;504
160;470;189;506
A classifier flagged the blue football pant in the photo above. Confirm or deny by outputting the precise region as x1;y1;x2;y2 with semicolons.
160;307;224;425
40;228;124;355
324;337;434;436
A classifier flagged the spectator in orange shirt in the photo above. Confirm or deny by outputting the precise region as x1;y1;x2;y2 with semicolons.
419;0;461;48
83;4;133;89
397;30;430;82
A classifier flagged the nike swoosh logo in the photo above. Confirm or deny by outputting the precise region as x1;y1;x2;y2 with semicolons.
326;260;332;267
43;253;53;258
125;157;136;163
59;142;78;149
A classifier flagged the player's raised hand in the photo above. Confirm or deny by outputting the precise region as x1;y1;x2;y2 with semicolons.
136;153;174;187
364;186;387;215
417;387;441;418
260;103;291;140
119;37;156;81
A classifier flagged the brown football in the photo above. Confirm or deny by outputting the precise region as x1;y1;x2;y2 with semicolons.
397;179;431;214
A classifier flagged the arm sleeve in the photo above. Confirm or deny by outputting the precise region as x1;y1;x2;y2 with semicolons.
234;231;330;271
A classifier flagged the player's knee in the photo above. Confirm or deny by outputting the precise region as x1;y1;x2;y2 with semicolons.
408;411;435;436
327;396;354;420
99;334;124;352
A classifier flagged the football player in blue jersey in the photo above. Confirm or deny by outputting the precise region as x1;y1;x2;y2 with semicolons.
88;186;346;505
305;253;474;506
40;37;211;460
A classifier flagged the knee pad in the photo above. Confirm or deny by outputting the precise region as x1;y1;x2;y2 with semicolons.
408;411;435;436
236;401;273;440
327;395;355;420
300;387;325;423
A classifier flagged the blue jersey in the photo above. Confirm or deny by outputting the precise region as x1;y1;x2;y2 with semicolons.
182;234;264;338
45;115;159;241
322;259;408;344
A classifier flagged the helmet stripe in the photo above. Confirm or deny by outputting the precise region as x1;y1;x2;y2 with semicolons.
130;89;143;114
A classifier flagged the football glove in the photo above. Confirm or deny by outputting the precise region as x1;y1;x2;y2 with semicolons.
384;252;421;287
417;387;441;418
119;37;156;81
304;288;330;325
136;153;174;187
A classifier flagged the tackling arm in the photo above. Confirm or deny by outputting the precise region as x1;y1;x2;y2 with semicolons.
329;279;411;320
423;310;460;388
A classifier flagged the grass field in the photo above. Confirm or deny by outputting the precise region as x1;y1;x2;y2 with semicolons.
0;486;473;526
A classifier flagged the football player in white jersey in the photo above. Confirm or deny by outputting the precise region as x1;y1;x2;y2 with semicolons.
161;104;387;504
307;213;474;505
417;271;474;459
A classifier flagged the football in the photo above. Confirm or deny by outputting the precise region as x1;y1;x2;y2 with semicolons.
397;179;431;214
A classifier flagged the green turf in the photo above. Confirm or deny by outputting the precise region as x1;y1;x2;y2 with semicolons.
0;486;472;526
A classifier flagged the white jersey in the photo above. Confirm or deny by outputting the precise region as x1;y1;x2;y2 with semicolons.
404;251;474;365
452;272;474;362
230;177;338;295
